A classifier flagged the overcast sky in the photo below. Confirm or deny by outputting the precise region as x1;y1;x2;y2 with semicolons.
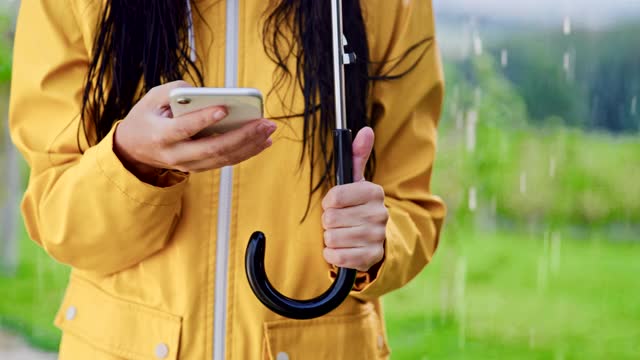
434;0;640;28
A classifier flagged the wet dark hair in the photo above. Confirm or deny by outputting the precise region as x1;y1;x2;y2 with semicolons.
81;1;431;214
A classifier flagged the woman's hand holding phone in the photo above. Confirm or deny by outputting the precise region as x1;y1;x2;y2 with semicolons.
113;81;275;179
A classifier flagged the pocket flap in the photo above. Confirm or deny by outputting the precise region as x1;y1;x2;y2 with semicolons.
55;275;182;360
263;304;389;360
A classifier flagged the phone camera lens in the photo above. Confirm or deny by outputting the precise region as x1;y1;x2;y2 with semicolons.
177;97;192;105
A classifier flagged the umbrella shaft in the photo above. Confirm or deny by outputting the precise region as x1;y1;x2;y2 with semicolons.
331;0;348;130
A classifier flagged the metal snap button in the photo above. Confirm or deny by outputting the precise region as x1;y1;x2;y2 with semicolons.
65;306;77;321
155;343;169;359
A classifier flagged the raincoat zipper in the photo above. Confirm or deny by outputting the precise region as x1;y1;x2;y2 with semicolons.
214;1;239;360
187;0;237;358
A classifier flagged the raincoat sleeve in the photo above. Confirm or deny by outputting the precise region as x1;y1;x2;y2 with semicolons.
9;0;188;276
350;0;446;300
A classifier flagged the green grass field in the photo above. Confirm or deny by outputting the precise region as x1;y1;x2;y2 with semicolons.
385;226;640;359
2;224;639;359
0;227;68;351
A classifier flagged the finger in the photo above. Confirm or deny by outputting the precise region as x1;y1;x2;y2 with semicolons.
175;138;272;172
323;247;384;272
322;181;385;210
351;127;375;182
323;225;385;249
166;119;276;168
146;80;193;108
322;204;388;229
161;106;228;143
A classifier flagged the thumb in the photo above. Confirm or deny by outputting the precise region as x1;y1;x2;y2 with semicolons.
148;80;193;108
351;127;375;182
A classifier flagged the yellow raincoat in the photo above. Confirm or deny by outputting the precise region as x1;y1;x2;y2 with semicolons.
9;0;445;359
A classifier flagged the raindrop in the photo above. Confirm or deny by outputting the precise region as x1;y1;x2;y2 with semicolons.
472;31;483;56
520;172;527;194
549;157;557;178
466;110;478;152
543;231;550;255
529;328;537;349
454;257;467;349
537;255;548;292
631;96;637;116
454;257;467;301
458;323;466;349
440;282;450;323
474;88;483;105
468;187;477;212
456;111;464;130
485;196;498;230
563;49;575;81
550;232;562;273
563;16;572;35
563;52;571;73
501;49;509;67
490;196;497;216
450;88;459;115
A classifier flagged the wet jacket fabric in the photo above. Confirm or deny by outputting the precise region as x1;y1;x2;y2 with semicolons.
9;0;445;359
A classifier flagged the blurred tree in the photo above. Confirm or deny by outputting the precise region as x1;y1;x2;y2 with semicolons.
437;50;640;228
588;55;640;132
493;23;640;133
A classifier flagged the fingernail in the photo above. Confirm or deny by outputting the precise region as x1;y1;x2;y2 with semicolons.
260;121;277;134
213;110;227;121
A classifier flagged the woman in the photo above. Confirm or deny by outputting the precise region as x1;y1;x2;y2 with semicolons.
9;0;445;359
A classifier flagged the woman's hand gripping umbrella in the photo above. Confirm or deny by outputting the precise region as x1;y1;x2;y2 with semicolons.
244;0;387;320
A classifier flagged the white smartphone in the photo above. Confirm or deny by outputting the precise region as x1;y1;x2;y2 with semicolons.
169;87;264;138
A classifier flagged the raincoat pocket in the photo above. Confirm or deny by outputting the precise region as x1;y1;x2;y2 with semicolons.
262;304;390;360
58;333;126;360
54;275;182;360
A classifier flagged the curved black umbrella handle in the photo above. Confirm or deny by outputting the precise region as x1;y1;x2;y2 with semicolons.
245;130;356;319
245;0;356;320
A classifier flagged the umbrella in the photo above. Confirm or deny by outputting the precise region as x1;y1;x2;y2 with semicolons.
244;0;358;320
